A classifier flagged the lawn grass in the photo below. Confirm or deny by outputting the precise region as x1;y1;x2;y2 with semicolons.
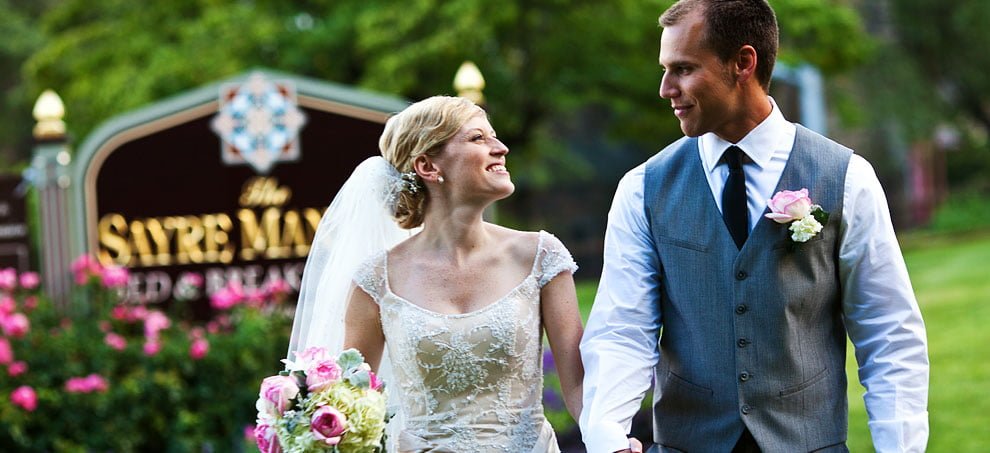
574;230;990;451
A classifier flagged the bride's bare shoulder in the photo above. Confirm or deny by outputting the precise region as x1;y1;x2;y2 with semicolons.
486;224;541;264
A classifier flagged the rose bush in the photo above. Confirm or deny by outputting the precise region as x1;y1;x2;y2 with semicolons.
0;257;295;451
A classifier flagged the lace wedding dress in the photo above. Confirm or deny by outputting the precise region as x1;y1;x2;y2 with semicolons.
353;231;577;453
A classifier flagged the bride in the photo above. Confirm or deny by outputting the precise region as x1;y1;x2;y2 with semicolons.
288;96;584;452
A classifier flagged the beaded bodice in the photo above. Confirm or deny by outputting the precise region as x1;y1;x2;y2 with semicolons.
354;231;576;452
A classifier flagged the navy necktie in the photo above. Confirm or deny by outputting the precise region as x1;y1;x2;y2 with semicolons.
722;146;748;249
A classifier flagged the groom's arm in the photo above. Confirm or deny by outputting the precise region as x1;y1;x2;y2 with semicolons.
838;155;929;453
580;165;662;452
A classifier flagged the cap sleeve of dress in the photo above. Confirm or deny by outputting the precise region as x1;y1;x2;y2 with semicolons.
352;251;388;305
535;230;578;288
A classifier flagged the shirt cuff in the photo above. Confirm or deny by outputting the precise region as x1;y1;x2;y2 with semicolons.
868;411;929;453
582;421;635;453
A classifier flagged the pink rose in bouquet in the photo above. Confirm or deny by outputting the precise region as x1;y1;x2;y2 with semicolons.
306;358;343;392
369;371;383;391
254;422;281;453
258;375;300;416
255;348;388;452
311;405;348;446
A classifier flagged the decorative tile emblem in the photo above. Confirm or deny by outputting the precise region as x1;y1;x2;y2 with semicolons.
211;73;307;174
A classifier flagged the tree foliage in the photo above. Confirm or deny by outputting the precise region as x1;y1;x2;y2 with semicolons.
6;0;869;183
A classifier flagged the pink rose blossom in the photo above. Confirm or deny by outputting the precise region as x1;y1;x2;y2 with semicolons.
65;374;108;393
369;371;384;391
258;375;299;416
144;310;171;339
83;374;109;393
0;296;14;315
18;272;40;290
0;268;17;291
143;340;161;356
254;422;281;453
71;255;103;284
0;338;12;364
306;359;343;392
765;188;812;224
189;338;209;360
23;295;37;311
244;288;266;308
11;385;36;411
105;332;127;351
294;346;332;367
2;312;30;338
310;405;348;446
101;265;130;289
7;360;27;376
210;285;243;310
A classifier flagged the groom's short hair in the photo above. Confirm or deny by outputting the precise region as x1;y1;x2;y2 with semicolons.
660;0;779;92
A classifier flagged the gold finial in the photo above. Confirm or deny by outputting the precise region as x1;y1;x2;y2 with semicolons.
454;61;486;105
33;89;66;140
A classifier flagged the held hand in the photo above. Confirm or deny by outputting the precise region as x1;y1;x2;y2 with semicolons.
614;437;644;453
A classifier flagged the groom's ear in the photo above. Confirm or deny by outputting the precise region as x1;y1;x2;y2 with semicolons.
413;155;442;183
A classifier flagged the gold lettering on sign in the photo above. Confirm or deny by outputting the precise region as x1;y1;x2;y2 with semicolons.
98;212;235;267
96;177;324;267
203;214;235;264
240;177;292;207
238;207;322;260
98;214;130;264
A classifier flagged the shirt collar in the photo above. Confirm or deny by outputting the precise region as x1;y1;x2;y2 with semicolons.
700;96;789;172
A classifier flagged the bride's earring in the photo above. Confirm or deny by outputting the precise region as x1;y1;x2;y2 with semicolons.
437;175;445;184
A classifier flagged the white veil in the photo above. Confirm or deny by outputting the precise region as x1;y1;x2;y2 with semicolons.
287;156;415;449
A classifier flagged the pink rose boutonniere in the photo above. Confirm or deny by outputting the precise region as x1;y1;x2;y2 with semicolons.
765;188;830;243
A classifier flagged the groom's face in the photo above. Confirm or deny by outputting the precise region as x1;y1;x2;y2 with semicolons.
658;10;741;140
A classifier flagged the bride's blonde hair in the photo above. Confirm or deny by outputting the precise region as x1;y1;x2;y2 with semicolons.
379;96;485;229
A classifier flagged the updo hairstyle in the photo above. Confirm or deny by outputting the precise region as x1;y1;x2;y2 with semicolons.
379;96;485;229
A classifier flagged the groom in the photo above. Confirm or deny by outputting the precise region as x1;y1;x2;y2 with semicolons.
579;1;929;452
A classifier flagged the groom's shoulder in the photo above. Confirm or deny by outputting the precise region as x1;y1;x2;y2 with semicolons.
646;135;697;168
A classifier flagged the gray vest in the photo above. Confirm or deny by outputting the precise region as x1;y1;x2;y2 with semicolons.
643;125;852;452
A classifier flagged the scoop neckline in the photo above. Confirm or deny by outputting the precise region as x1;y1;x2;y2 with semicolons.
381;231;546;318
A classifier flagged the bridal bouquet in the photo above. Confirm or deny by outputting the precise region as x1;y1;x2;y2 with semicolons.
255;347;388;453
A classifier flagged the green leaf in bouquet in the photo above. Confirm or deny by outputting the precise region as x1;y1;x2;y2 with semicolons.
348;369;371;389
336;349;365;371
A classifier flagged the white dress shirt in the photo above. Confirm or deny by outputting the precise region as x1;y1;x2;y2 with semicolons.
579;98;930;452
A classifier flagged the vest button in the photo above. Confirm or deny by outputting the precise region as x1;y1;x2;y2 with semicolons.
735;271;748;280
741;404;752;415
739;371;751;382
735;304;748;314
737;338;750;348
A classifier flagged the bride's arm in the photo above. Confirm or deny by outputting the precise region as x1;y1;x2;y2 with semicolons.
541;271;585;422
343;284;386;372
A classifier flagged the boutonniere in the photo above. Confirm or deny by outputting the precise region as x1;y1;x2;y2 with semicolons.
765;188;829;243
